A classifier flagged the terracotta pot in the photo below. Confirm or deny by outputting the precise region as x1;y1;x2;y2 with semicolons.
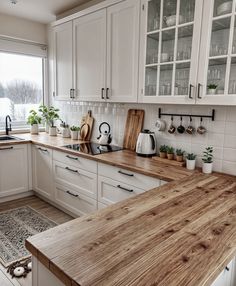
176;155;183;162
30;124;39;135
160;152;167;159
167;153;174;160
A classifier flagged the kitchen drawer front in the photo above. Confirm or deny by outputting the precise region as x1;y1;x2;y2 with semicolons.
55;184;97;216
98;163;160;190
53;150;97;173
98;176;144;205
53;161;97;199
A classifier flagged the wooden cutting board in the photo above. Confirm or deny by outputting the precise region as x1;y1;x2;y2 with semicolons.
80;110;94;141
123;109;145;151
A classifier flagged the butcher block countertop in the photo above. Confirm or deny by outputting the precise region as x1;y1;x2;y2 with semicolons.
0;132;194;182
26;173;236;286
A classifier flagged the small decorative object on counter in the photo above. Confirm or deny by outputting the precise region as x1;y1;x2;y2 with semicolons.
159;145;167;158
176;149;185;162
60;121;70;138
47;106;60;136
166;146;175;160
27;110;41;135
186;153;197;170
70;126;80;140
202;147;213;174
207;83;218;95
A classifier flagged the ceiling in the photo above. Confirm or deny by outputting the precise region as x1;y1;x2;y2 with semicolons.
0;0;92;24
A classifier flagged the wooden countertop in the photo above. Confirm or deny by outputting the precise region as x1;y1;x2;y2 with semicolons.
2;132;194;182
26;173;236;286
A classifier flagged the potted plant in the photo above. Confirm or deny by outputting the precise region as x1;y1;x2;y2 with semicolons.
70;126;80;140
207;84;217;95
176;149;185;162
39;105;50;133
202;147;213;174
47;106;60;136
186;153;197;170
159;145;167;158
27;110;42;135
166;146;175;160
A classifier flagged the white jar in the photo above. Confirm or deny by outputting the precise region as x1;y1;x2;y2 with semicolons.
186;159;196;170
71;130;78;140
202;162;213;174
49;126;57;136
30;124;39;135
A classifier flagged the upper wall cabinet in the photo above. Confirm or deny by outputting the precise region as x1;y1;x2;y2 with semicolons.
53;22;75;100
139;0;204;104
197;0;236;105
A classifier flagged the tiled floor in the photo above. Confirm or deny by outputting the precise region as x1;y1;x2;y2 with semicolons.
0;196;73;286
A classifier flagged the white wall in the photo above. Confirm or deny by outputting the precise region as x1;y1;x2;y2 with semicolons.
54;100;236;176
0;13;47;44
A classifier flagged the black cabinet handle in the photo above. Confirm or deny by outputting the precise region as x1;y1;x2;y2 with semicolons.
189;84;194;99
117;185;133;193
66;155;78;161
66;191;79;198
106;88;109;99
225;266;230;271
118;170;134;177
38;147;48;153
197;83;202;99
101;88;105;99
65;167;78;173
0;146;13;151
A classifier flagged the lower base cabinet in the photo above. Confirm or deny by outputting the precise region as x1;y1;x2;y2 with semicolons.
211;258;236;286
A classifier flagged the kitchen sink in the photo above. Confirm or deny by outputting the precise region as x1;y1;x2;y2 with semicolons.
0;135;23;141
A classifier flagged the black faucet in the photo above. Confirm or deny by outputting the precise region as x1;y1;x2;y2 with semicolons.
5;115;12;135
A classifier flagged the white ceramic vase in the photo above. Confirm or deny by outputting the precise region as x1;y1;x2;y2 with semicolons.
45;122;49;133
30;124;39;135
49;126;57;136
71;131;78;140
202;162;213;174
186;159;196;170
208;89;216;95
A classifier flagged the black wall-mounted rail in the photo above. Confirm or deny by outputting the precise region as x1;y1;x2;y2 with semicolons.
158;108;215;121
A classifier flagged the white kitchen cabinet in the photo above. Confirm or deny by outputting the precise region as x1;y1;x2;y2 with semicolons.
32;145;53;199
73;9;107;102
0;144;29;198
106;0;140;102
211;258;236;286
53;21;74;100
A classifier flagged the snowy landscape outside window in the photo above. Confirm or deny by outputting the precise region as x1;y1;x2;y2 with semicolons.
0;52;44;130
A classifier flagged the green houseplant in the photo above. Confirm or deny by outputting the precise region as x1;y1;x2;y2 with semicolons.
47;106;60;136
207;84;217;95
38;105;50;133
186;153;197;170
70;126;80;140
27;110;42;134
159;145;167;158
202;147;213;174
176;149;185;162
166;146;175;160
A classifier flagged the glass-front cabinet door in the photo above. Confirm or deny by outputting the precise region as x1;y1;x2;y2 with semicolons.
139;0;204;104
197;0;236;104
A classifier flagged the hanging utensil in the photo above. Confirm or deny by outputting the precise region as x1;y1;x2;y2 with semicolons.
168;116;176;134
186;116;195;135
177;116;185;134
197;117;207;135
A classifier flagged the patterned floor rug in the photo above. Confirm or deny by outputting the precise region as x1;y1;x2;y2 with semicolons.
0;206;57;267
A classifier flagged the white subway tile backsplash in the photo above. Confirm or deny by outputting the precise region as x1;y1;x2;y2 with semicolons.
54;101;236;176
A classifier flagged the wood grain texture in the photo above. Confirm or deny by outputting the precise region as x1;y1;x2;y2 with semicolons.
152;156;186;167
123;109;144;151
26;174;236;286
80;111;94;141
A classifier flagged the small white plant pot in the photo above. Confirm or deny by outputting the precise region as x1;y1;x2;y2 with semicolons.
49;126;57;136
202;162;213;174
45;122;49;133
71;131;78;140
186;159;196;170
30;124;39;135
208;89;216;95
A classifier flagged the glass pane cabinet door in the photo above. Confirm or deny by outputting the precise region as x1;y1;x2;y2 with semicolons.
198;0;236;104
140;0;203;103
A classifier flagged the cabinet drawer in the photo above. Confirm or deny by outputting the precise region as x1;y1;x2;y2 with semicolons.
53;150;97;173
55;184;97;216
53;161;97;199
98;176;144;205
98;163;160;190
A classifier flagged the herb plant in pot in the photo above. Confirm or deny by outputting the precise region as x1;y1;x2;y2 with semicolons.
202;147;213;174
70;126;80;140
159;145;167;158
176;149;185;162
27;110;41;135
166;146;175;160
186;153;197;170
47;106;60;136
207;84;217;95
38;105;49;133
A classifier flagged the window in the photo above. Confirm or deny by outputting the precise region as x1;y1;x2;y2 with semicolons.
0;52;44;130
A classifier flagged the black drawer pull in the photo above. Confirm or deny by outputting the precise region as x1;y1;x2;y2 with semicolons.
65;167;78;173
0;146;13;151
117;185;133;193
38;147;48;153
118;170;134;177
225;266;230;271
66;155;78;161
66;191;79;198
